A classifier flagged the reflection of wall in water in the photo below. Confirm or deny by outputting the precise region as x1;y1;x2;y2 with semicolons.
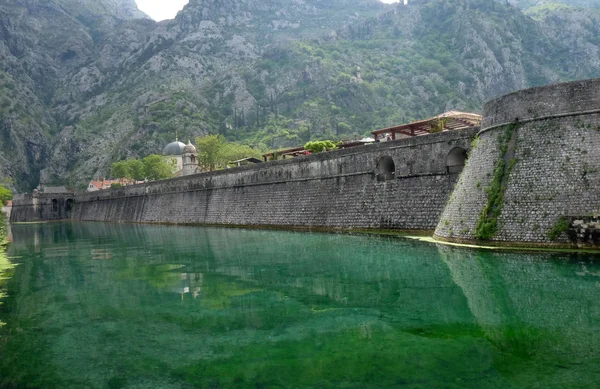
438;244;600;369
9;223;477;327
191;227;477;327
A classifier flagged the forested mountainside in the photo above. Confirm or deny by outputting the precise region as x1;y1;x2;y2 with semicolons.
1;0;600;190
507;0;600;10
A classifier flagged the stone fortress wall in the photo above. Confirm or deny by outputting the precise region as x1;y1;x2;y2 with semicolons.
72;129;476;229
434;78;600;247
11;193;73;222
11;128;477;230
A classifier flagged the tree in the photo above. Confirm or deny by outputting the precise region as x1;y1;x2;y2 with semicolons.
142;155;175;180
129;159;146;181
196;135;226;171
220;143;262;164
196;135;263;171
111;155;175;181
0;185;12;207
111;161;130;179
304;140;338;153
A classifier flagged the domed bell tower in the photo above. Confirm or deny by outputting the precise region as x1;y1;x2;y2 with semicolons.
182;140;199;176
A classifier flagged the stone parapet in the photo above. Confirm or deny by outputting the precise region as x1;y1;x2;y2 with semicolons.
482;78;600;129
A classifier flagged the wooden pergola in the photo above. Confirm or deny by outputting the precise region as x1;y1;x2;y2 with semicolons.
262;147;310;162
372;111;482;141
262;139;374;162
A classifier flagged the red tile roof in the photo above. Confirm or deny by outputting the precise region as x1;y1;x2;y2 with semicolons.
88;178;144;191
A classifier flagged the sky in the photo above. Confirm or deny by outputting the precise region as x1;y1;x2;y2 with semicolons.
136;0;402;22
135;0;189;21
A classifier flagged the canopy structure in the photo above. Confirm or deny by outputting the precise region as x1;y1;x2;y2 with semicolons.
371;111;482;140
262;147;309;161
228;157;262;167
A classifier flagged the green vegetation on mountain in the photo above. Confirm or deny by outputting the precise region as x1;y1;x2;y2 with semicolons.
506;0;600;10
1;0;600;190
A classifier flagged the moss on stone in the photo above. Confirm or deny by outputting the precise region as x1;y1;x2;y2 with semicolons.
547;217;570;241
475;123;520;240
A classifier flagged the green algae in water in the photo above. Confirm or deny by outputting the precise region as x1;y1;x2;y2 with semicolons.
0;222;599;388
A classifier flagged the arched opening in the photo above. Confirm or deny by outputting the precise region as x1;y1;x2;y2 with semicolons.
66;198;74;218
51;199;58;212
190;155;196;164
376;156;395;182
446;147;467;174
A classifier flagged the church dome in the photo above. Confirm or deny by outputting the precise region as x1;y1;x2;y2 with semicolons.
183;140;197;154
162;140;186;155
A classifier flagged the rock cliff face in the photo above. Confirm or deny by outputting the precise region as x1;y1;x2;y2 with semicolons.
0;0;149;189
1;0;600;190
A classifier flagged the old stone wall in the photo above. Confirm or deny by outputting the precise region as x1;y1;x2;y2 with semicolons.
58;128;476;230
435;78;600;247
11;194;74;222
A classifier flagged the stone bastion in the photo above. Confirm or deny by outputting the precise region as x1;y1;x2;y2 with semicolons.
434;78;600;247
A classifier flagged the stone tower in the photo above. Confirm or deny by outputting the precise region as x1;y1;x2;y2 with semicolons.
182;140;199;176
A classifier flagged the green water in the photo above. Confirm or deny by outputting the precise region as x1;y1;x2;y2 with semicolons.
0;223;598;389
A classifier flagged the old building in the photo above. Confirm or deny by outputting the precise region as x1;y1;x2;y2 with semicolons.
162;139;187;173
163;139;199;176
182;141;200;176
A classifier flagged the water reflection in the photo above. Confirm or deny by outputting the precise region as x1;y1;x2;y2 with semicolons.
439;246;600;387
0;222;598;388
0;248;14;327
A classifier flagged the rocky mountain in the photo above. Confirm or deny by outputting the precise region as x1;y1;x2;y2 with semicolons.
1;0;600;191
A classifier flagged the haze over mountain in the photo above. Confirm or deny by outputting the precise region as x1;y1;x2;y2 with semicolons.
1;0;600;190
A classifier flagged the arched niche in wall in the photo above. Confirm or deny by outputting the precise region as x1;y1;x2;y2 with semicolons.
51;199;58;212
66;198;74;218
376;156;395;182
446;147;467;174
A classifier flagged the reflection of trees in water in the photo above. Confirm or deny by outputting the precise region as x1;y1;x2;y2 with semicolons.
438;244;600;386
0;247;16;327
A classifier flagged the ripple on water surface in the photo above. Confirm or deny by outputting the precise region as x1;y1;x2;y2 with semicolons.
0;222;598;388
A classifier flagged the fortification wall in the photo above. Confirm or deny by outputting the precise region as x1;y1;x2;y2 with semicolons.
435;78;600;247
62;128;477;230
11;194;74;222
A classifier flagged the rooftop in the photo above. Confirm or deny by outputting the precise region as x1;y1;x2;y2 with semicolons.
372;111;482;138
